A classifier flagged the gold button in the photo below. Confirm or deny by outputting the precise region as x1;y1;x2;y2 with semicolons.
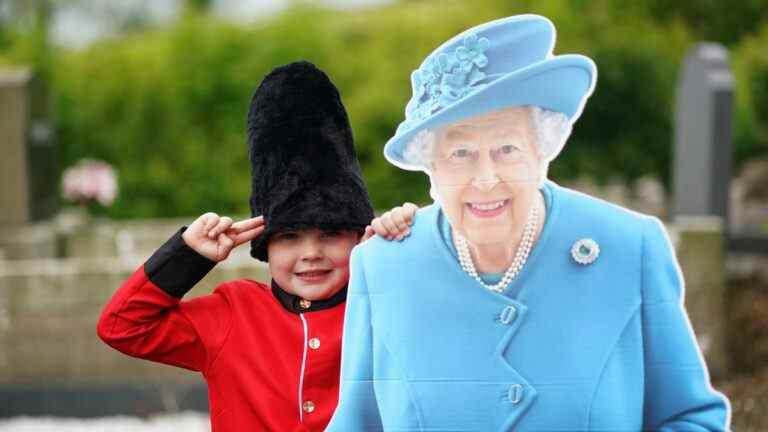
302;400;315;413
299;299;312;309
308;338;320;349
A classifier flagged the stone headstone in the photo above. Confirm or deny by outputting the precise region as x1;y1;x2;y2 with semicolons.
673;43;734;225
0;68;57;225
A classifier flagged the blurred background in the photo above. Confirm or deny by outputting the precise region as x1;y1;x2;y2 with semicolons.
0;0;767;430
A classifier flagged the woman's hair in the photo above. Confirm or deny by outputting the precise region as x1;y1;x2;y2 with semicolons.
402;106;572;198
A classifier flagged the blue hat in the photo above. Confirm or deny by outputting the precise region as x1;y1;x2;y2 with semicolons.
384;14;597;170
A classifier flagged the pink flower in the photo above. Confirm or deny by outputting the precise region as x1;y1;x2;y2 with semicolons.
62;159;118;206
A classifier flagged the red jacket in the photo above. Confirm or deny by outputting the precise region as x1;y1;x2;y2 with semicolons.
97;229;346;431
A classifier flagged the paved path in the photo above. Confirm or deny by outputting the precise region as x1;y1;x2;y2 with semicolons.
0;412;208;432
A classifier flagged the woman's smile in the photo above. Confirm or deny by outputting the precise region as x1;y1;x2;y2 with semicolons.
465;199;510;218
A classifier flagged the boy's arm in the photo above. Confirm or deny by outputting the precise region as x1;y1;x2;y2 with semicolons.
97;228;226;372
97;214;264;373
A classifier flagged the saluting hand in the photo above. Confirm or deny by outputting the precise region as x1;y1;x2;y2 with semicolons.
182;213;265;262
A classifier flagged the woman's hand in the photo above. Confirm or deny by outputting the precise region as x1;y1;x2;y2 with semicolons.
182;213;265;262
363;203;419;242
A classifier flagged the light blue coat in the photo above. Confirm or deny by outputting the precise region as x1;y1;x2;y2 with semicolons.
326;182;729;431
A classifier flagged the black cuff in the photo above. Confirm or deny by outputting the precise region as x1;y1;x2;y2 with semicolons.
144;227;217;298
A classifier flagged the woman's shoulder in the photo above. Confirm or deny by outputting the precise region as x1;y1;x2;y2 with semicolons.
550;182;655;229
544;182;666;258
354;204;441;261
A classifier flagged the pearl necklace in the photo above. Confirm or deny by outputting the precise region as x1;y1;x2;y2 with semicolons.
454;202;539;293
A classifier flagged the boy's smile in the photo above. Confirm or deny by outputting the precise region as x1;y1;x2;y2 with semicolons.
294;268;333;283
267;228;360;301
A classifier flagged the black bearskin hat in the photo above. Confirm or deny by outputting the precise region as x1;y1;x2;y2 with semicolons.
247;61;374;261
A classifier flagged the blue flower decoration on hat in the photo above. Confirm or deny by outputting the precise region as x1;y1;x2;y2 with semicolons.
403;34;491;132
385;14;598;171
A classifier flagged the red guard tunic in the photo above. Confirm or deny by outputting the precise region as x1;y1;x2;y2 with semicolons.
97;229;346;432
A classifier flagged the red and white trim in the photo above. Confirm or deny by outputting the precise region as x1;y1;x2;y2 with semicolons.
298;313;309;422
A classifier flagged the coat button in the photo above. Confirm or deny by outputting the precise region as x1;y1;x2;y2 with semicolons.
308;338;320;349
499;305;517;325
508;384;523;404
299;299;312;309
302;400;315;413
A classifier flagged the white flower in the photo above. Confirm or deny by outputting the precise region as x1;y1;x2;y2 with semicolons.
62;159;118;206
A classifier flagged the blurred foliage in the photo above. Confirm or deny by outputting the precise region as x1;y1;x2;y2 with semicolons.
0;1;53;75
184;0;213;13
643;0;768;46
0;0;767;217
726;275;768;374
717;366;768;432
732;23;768;165
719;271;768;432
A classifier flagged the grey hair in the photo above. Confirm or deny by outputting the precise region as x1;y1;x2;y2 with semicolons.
402;106;573;199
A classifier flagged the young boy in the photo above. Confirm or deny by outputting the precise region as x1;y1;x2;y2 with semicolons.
97;61;414;431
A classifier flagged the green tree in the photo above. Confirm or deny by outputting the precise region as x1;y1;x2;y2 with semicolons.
38;0;768;217
644;0;768;45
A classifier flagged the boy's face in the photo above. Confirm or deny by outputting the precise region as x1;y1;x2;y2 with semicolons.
267;228;360;301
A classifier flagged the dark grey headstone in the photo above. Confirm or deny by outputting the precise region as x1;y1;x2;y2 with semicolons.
673;43;734;225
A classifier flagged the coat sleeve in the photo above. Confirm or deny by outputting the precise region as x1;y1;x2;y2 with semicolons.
97;228;231;374
640;217;731;431
326;247;384;431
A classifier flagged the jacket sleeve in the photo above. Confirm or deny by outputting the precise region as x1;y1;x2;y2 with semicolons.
326;247;384;431
96;228;231;374
641;217;731;431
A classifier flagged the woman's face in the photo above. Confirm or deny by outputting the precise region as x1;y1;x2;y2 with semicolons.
432;107;542;246
267;228;360;301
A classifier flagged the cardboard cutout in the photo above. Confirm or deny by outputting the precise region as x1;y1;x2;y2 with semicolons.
326;14;730;431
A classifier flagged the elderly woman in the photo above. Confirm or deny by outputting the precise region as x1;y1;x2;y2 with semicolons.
326;14;730;431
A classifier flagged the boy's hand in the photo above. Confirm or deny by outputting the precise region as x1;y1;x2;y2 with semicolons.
182;213;265;262
363;202;418;242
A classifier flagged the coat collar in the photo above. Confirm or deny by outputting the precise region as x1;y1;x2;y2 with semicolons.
271;279;347;314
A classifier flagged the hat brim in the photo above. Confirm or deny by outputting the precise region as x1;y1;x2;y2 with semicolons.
250;221;368;262
384;54;597;171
